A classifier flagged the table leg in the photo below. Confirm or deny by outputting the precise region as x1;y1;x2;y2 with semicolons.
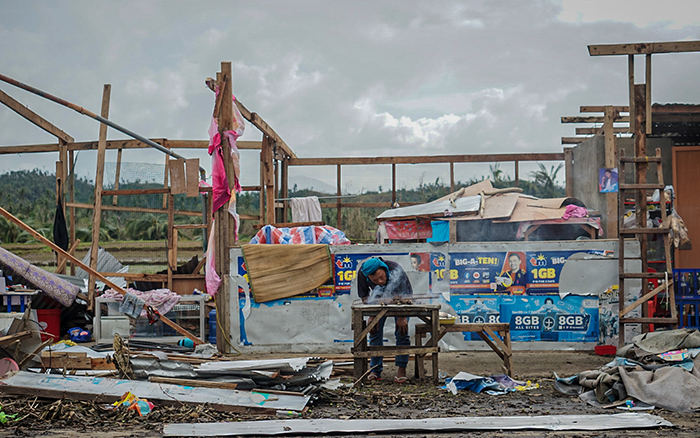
352;309;368;381
431;309;439;385
503;329;513;377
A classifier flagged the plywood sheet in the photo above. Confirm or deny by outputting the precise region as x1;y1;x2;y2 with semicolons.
451;193;519;221
185;158;200;197
493;197;566;223
169;159;186;195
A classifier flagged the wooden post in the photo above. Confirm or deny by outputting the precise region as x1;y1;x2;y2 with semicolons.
628;55;635;133
162;153;169;209
69;149;76;276
514;160;520;187
88;84;111;311
604;106;618;238
264;138;275;223
214;62;235;354
634;83;649;332
167;192;174;291
646;54;652;135
336;164;342;229
274;154;280;223
449;162;455;192
55;160;64;270
391;163;396;206
259;153;265;225
564;149;573;198
280;157;289;222
112;148;123;206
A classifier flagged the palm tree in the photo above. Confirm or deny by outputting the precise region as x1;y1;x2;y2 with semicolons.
530;163;564;198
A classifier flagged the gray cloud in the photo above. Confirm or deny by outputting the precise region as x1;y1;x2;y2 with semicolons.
1;0;699;191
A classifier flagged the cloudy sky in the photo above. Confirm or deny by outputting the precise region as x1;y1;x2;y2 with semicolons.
1;0;699;191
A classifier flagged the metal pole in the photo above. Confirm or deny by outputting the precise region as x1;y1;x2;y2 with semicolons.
0;73;206;178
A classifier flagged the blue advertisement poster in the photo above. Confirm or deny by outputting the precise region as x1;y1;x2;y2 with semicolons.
525;251;578;295
449;250;582;296
500;295;599;342
449;295;501;341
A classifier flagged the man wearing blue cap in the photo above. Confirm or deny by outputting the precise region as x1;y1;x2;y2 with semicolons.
357;257;413;383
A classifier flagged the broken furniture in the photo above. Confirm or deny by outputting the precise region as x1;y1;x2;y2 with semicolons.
351;303;440;384
93;294;206;343
415;322;513;378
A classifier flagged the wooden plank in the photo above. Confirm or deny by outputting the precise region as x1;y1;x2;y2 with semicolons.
353;308;388;346
169;159;187;195
580;106;629;113
629;55;635;133
483;326;512;356
564;148;573;198
0;206;204;344
149;377;238;390
476;332;505;360
561;116;630;123
214;63;233;354
0;139;263;155
604;106;618;239
353;346;438;358
620;279;674;317
336;164;342;229
252;221;324;230
65;202;203;217
576;127;630;135
646;54;652;135
0;330;31;346
112;147;123;206
173;224;208;229
588;40;700;56
69;149;75;275
288;153;564;166
89;84;111;311
162;153;169;209
620;317;678;324
0;89;74;143
41;354;92;370
185;158;200;197
561;137;586;144
90;358;116;370
235;99;296;159
618;183;664;190
55;238;81;274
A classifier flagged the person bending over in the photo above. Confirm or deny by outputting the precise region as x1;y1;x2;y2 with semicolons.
357;257;413;383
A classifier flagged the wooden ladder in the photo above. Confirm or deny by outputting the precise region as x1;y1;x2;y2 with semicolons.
617;148;678;347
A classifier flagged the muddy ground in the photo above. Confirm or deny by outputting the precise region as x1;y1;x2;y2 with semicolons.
0;351;697;437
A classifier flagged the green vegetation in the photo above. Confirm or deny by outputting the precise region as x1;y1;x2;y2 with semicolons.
0;165;564;244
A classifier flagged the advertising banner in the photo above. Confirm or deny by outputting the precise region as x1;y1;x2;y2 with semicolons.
500;295;599;342
449;250;581;295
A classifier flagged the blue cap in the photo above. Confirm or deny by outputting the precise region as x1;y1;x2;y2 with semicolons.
361;257;388;277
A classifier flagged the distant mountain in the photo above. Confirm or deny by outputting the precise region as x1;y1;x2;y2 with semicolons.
288;176;336;194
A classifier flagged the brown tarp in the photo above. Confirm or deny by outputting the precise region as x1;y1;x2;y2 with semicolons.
241;244;332;303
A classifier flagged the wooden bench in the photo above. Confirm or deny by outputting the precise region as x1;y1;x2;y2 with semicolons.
414;323;513;379
351;303;441;384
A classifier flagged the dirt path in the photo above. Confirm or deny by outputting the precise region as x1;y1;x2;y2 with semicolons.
0;352;696;437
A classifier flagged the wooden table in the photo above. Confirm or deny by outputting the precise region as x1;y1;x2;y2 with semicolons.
351;303;441;384
415;323;513;379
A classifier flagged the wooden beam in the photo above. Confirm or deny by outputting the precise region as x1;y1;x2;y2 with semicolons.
65;202;203;217
588;40;700;56
646;54;652;135
112;147;123;206
288;153;564;166
0;139;261;155
561;137;586;144
604;106;618;239
336;164;342;229
580;106;629;113
55;238;81;275
88;84;111;311
148;377;238;390
629;55;635;133
0;206;203;344
561;116;629;123
564;148;573;198
576;127;630;135
0;89;74;143
234;99;297;159
214;62;234;354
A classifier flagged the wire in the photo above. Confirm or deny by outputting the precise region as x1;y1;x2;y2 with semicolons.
214;302;241;355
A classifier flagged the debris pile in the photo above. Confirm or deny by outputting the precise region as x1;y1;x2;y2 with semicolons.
555;328;700;412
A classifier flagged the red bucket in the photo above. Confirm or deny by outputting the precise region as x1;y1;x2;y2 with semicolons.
37;308;61;342
595;345;617;356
